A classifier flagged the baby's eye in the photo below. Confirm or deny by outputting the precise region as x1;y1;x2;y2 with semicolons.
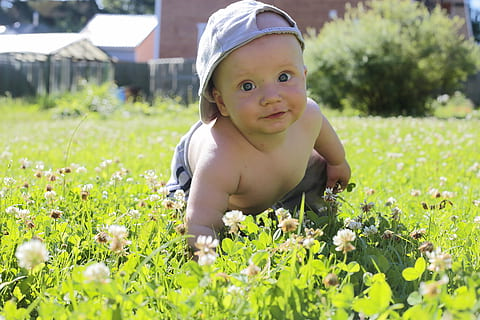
241;82;255;91
278;72;292;82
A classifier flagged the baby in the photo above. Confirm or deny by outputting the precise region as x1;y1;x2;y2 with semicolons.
166;0;351;248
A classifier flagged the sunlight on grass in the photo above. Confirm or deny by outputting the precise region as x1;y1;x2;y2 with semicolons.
0;100;478;319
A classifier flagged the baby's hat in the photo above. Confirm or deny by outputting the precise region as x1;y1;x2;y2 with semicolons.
196;0;304;124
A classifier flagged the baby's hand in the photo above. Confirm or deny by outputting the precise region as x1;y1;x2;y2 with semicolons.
326;160;351;192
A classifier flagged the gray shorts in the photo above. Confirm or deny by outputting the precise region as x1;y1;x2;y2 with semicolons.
166;122;327;214
165;121;202;197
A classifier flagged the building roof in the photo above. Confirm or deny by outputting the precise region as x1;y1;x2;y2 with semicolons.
0;33;110;61
81;14;157;48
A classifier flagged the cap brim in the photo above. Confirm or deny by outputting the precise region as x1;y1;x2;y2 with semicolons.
199;95;219;124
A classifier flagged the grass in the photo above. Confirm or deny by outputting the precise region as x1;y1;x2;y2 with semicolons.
0;94;479;319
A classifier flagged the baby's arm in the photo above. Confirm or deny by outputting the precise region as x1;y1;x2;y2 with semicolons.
310;100;351;191
184;150;240;249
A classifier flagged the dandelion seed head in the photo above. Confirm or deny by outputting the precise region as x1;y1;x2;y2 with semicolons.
84;262;110;283
15;239;49;270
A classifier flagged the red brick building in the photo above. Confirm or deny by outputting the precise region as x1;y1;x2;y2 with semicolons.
157;0;471;59
158;0;362;59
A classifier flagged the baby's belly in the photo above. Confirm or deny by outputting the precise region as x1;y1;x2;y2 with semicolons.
227;177;302;215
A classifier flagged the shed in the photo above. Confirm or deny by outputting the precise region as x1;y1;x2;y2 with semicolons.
0;33;112;97
81;14;157;63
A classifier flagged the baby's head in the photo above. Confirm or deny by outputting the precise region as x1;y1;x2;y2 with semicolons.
197;0;304;124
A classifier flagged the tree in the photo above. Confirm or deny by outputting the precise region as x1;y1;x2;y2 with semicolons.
100;0;155;14
304;0;480;116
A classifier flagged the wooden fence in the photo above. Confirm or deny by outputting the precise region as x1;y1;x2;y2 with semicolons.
0;54;113;97
2;55;478;107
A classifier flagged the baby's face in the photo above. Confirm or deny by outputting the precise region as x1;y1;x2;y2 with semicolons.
211;33;307;136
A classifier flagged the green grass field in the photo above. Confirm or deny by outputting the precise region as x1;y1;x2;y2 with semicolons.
0;98;479;319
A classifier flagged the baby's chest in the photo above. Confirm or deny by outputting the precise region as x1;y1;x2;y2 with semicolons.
240;150;310;194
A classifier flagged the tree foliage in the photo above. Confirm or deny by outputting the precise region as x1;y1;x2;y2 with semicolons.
100;0;155;14
304;0;480;116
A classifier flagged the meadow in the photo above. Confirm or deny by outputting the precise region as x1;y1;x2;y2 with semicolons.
0;95;479;319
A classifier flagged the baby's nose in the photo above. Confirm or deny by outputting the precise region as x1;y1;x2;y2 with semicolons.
260;84;281;105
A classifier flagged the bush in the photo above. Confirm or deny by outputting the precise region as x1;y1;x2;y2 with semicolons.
304;0;480;116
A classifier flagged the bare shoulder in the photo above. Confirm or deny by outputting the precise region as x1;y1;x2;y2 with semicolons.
188;120;242;194
298;97;323;130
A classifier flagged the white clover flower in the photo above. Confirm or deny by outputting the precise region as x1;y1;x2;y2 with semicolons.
148;194;161;202
426;248;452;272
0;150;12;159
102;191;109;199
360;200;375;213
100;159;113;168
362;225;378;236
391;206;402;220
173;189;186;202
222;210;246;233
344;217;362;230
108;224;128;239
474;216;480;224
3;177;16;187
107;225;130;253
127;209;140;219
6;206;19;215
16;209;31;221
15;239;49;270
333;229;356;253
84;262;110;283
82;184;93;192
441;191;455;199
75;166;87;174
197;252;217;266
44;190;57;200
410;189;421;197
473;200;480;207
19;158;32;169
241;262;261;277
302;237;315;249
419;275;449;298
323;187;338;202
194;235;219;266
227;285;244;295
275;208;291;221
385;197;397;207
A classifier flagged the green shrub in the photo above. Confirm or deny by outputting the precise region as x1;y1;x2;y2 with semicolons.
304;0;480;116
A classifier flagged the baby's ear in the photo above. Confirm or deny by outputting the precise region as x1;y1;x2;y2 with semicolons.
212;88;229;117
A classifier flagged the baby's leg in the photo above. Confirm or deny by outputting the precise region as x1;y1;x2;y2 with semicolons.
274;151;327;215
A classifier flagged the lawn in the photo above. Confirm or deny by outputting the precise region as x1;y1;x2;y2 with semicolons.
0;98;479;319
